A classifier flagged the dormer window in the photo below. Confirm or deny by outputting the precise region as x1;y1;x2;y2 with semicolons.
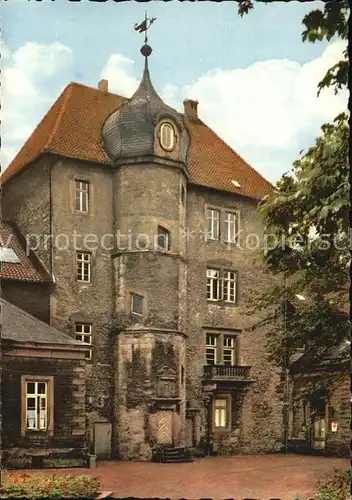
159;122;175;151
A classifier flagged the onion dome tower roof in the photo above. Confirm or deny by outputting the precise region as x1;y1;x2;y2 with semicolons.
102;43;188;163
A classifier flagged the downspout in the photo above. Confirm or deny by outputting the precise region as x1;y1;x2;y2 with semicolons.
283;272;289;453
49;161;53;276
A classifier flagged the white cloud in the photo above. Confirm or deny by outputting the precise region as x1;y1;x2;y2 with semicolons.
1;42;73;169
100;54;139;97
175;40;348;181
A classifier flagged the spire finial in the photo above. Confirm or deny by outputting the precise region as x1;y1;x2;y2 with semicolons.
134;12;157;60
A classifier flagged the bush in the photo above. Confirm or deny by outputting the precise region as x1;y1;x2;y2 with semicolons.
0;472;100;499
315;468;351;500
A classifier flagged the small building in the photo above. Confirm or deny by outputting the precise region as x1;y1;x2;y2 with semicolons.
1;299;88;468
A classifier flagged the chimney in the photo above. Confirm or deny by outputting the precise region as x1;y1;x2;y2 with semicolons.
98;79;108;92
183;99;199;119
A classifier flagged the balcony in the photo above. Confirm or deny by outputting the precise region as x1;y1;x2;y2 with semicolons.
203;364;252;384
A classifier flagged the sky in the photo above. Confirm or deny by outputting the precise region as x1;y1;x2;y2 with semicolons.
1;0;348;183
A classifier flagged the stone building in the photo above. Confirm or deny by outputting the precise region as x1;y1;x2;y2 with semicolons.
0;223;87;466
1;43;285;460
1;298;87;467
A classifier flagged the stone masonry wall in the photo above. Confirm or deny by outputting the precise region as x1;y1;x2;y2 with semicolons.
49;159;116;437
186;186;284;454
115;332;186;460
2;281;52;324
1;156;54;270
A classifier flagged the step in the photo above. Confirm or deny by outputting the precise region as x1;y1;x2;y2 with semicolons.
161;457;193;463
163;449;189;455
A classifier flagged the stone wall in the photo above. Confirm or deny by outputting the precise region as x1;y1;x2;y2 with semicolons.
185;185;284;454
115;332;186;460
1;281;52;324
1;156;53;270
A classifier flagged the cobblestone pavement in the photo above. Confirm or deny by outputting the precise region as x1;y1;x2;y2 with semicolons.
16;454;348;500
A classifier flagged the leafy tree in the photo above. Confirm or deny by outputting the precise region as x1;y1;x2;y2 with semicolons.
241;0;349;401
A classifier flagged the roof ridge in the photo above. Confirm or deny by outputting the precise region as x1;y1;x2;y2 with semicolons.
194;116;274;191
1;298;76;342
44;83;74;151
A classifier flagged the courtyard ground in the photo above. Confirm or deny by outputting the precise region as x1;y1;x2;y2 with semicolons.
13;454;349;500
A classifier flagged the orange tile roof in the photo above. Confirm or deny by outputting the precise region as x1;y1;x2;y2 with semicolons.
0;221;52;282
1;82;273;200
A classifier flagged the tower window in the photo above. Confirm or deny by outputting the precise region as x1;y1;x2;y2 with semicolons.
131;293;144;316
181;185;186;206
160;122;175;151
157;226;171;251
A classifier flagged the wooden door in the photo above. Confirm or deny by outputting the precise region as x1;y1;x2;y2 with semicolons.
155;410;173;445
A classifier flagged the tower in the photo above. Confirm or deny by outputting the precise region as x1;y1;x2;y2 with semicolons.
102;34;190;459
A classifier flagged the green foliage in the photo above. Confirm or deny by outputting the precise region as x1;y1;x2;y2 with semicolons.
0;472;100;499
302;1;349;95
251;112;349;370
302;1;349;42
315;468;351;500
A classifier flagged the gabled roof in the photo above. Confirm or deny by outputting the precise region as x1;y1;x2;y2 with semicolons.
1;298;78;345
1;82;273;200
0;220;52;283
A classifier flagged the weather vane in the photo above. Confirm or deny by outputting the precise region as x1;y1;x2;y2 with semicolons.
134;11;157;45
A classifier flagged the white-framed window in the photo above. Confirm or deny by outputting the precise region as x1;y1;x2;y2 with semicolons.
76;252;91;282
214;398;228;428
223;271;237;303
206;334;217;365
224;212;237;243
26;381;48;431
223;336;235;365
75;323;92;360
206;209;220;240
131;293;144;316
160;122;175;151
157;226;170;251
75;180;89;213
207;268;221;301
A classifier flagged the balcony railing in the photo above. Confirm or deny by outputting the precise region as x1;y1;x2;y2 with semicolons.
203;364;251;381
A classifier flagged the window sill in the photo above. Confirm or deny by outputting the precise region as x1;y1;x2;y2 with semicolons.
131;312;144;318
22;429;54;438
213;427;231;433
207;300;237;307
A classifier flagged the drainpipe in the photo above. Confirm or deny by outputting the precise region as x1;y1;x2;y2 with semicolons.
49;162;53;276
283;272;289;453
206;395;213;456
